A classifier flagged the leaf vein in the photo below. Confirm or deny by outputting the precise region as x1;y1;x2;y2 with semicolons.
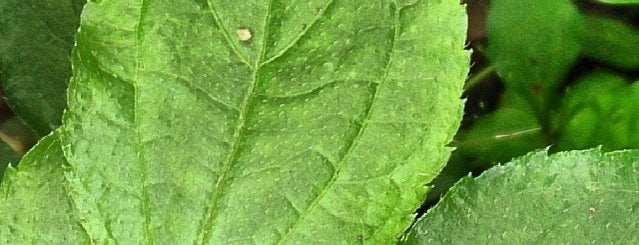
195;0;275;243
275;4;402;242
260;0;336;65
141;69;240;112
206;2;252;68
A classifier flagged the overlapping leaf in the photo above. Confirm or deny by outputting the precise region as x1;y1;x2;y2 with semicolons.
0;132;89;244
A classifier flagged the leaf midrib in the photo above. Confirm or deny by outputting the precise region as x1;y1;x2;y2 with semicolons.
194;2;401;243
194;1;275;243
133;0;153;243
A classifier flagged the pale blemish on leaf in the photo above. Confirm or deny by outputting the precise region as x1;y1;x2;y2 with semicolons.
236;28;252;41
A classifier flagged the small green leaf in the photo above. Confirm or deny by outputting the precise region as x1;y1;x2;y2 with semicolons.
403;149;639;244
580;15;639;70
487;0;582;120
0;0;86;136
554;70;639;151
0;131;89;244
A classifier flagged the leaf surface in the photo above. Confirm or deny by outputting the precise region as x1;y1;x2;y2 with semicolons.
404;149;639;244
0;0;85;135
0;0;472;244
0;131;89;244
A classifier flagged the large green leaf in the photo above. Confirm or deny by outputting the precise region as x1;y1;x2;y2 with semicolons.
0;0;86;136
403;149;639;244
1;0;469;243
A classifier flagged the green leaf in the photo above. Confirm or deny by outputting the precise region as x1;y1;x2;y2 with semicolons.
403;149;639;244
0;0;86;136
554;70;639;151
580;15;639;70
3;1;469;244
0;131;90;244
486;0;582;121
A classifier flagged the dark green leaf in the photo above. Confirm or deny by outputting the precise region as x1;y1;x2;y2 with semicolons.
580;15;639;70
0;141;20;179
486;0;582;120
455;107;546;165
0;0;85;136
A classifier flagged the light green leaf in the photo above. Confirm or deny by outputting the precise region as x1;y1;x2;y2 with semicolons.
403;149;639;244
0;0;468;244
0;0;86;136
0;131;90;244
553;70;637;151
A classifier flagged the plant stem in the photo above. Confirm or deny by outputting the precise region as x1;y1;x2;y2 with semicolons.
464;65;494;91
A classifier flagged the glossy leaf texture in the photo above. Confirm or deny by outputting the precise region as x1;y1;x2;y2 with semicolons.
403;149;639;244
0;0;86;136
0;0;469;244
